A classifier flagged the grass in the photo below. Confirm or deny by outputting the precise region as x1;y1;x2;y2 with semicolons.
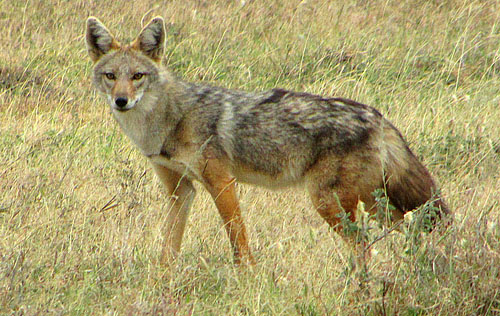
1;0;499;314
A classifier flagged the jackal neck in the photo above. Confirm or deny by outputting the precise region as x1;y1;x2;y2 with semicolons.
109;70;186;157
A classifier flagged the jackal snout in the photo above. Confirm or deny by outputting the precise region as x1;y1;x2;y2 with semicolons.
108;76;141;111
114;96;129;110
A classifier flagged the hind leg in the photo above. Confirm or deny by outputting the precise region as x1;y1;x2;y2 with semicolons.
307;178;374;246
305;156;382;250
307;177;378;273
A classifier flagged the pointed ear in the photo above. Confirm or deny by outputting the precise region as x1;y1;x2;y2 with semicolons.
86;17;120;62
132;17;166;62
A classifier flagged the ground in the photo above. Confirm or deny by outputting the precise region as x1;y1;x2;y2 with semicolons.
0;0;499;315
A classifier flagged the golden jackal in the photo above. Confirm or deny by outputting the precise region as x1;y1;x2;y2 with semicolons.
86;17;449;264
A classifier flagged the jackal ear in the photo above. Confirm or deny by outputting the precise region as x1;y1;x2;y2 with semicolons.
86;17;120;62
132;17;166;62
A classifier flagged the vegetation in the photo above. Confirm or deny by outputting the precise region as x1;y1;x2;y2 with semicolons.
1;0;499;314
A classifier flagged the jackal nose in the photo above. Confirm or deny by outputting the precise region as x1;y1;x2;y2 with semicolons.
115;97;128;109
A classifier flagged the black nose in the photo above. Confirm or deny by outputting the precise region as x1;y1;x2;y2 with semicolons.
115;97;128;109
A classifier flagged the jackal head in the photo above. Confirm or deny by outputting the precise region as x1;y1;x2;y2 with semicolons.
86;17;166;112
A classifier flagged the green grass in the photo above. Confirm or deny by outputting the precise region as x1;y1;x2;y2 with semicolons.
1;0;499;315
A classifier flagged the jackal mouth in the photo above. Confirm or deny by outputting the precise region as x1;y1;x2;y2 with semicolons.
113;106;132;112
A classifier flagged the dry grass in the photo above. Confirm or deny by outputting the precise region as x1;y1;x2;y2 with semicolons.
1;0;499;315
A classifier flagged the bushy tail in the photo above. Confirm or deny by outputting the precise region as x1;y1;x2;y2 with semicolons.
383;137;450;230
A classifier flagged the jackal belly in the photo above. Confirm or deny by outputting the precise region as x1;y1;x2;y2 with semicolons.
229;153;312;188
231;167;305;188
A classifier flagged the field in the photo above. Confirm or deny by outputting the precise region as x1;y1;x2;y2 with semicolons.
1;0;500;315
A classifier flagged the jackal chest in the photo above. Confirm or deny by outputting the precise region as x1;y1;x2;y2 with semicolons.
148;153;200;181
113;111;167;157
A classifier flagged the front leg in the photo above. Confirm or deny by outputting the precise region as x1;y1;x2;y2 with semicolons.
151;163;195;265
201;159;254;264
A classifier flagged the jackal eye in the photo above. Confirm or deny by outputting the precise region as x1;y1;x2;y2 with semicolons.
104;73;116;80
132;73;144;80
